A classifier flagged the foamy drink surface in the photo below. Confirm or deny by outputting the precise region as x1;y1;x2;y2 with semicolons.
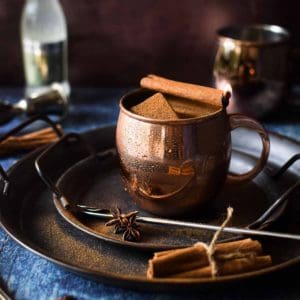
131;92;178;119
131;93;219;119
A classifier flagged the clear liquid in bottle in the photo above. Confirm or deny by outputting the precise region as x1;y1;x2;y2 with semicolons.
21;0;70;98
23;39;69;95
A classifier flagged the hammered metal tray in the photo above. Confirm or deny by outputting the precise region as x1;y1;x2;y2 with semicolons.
0;126;299;290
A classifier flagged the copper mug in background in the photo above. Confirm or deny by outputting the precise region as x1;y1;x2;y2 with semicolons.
213;24;290;118
116;89;270;217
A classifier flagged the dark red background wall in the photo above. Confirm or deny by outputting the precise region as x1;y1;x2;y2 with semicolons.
0;0;300;87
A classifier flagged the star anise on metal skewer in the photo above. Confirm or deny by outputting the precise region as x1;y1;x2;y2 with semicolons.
122;212;140;242
105;207;141;242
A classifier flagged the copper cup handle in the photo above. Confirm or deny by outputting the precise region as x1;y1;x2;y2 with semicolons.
227;114;270;183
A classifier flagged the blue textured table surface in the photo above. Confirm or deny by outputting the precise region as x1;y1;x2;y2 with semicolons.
0;88;299;300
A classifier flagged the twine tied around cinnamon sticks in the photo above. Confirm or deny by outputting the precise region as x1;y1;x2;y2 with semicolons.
195;207;234;278
147;207;272;279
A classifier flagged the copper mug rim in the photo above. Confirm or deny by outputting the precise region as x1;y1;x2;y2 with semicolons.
119;88;224;125
217;24;290;47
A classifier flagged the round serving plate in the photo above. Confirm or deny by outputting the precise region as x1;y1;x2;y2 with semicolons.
0;126;299;290
53;148;280;251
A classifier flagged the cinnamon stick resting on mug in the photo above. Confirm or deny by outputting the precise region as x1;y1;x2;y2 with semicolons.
140;74;225;108
147;238;272;279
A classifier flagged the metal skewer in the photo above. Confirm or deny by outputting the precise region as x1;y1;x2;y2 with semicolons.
77;205;300;241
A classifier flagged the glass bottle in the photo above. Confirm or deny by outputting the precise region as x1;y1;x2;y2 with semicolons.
21;0;70;98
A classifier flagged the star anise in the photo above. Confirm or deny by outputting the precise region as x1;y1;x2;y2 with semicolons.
105;207;141;242
122;213;140;242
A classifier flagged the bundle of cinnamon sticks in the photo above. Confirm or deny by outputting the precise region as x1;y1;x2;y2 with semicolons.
0;127;60;156
147;238;272;279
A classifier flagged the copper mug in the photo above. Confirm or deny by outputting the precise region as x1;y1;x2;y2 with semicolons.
213;24;290;118
116;89;270;217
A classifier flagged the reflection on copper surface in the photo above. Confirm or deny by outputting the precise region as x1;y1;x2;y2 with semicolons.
214;25;290;118
116;90;231;216
116;89;269;216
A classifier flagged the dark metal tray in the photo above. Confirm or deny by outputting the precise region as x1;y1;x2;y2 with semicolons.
0;126;300;290
53;149;281;251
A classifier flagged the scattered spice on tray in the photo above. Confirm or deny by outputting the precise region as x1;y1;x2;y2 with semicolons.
131;92;178;119
0;126;61;156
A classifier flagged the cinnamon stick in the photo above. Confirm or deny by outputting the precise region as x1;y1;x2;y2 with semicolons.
167;95;218;118
140;74;224;107
0;127;60;156
148;239;262;278
147;244;208;279
16;127;58;139
171;255;272;278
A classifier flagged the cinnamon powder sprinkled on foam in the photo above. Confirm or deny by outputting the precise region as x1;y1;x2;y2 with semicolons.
131;92;179;120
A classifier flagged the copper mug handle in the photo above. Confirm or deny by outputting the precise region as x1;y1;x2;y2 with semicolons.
227;114;270;183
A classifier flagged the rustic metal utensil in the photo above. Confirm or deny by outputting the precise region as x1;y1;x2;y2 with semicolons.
0;86;68;125
75;203;300;241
